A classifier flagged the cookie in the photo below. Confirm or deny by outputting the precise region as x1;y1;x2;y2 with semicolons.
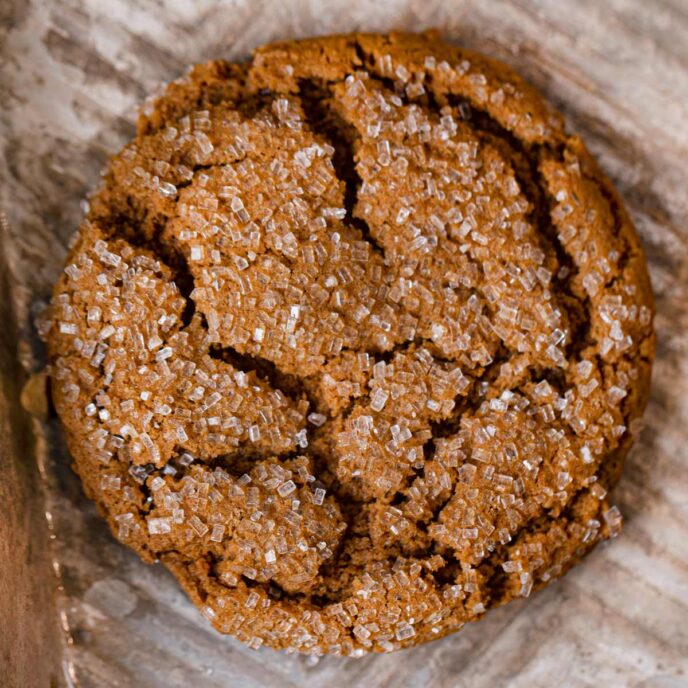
43;31;655;655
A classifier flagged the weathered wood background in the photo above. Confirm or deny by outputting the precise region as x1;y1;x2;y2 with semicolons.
1;1;687;686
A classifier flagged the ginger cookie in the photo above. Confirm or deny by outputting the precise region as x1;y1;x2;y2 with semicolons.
43;32;655;655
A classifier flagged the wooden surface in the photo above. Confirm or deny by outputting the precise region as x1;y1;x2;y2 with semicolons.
0;218;64;688
1;1;687;686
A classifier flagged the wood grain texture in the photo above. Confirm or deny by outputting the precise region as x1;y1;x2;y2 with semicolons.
0;218;64;688
1;1;686;686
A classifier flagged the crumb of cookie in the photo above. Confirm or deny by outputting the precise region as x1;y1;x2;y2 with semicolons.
21;370;49;419
44;31;655;655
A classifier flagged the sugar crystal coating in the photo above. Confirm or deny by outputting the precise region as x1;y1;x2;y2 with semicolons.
45;31;654;655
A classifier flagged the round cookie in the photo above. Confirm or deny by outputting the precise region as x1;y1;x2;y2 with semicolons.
44;31;655;655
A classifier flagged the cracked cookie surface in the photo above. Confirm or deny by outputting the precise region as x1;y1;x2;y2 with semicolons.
44;31;655;655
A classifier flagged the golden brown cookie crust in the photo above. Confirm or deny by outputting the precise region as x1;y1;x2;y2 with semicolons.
44;31;654;655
